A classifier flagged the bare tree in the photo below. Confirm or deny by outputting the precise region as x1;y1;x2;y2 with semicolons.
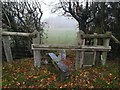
2;1;45;58
52;0;98;33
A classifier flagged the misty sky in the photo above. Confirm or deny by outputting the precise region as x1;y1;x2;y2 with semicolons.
38;0;77;29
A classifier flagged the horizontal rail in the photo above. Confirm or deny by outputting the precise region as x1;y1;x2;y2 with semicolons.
32;44;81;49
81;34;112;39
32;44;111;51
2;31;36;37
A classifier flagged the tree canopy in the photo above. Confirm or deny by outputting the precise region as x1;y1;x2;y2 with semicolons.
2;1;45;59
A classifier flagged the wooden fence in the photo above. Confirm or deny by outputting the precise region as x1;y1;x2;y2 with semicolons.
32;31;112;69
1;30;112;69
1;30;41;67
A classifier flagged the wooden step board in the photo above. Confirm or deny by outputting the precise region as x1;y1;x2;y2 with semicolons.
48;53;69;73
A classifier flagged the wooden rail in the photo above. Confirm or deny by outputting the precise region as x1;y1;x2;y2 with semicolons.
2;30;41;67
2;31;36;37
32;44;111;51
81;32;112;39
1;29;113;69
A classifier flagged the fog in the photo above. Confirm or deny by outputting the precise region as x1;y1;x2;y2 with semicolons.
43;16;78;30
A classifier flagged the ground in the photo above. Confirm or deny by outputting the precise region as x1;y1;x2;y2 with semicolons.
2;51;120;89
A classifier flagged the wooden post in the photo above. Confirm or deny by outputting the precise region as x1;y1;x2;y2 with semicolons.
0;30;2;64
0;28;2;63
75;30;85;69
0;3;2;89
2;36;13;62
32;30;41;67
93;33;98;65
101;32;111;65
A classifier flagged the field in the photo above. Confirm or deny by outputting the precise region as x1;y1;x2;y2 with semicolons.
44;28;77;45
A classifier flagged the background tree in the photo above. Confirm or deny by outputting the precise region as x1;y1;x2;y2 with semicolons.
2;1;45;59
52;0;99;33
53;0;120;59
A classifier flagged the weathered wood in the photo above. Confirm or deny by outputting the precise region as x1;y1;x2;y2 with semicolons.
111;35;120;44
32;47;111;51
32;30;41;67
82;32;112;39
101;33;110;65
75;51;80;69
2;31;36;38
83;52;94;65
2;36;13;62
93;33;98;65
0;3;2;89
79;51;84;68
0;29;2;62
82;46;111;51
79;38;85;68
77;31;85;45
0;28;2;64
32;44;111;51
48;53;69;73
32;44;81;49
76;31;85;69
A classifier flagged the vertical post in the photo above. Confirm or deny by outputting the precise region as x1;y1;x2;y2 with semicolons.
0;2;2;89
93;33;98;65
75;30;85;69
32;30;41;67
0;29;1;65
101;32;111;65
2;36;13;62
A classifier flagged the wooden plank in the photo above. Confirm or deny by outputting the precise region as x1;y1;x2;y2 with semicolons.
32;30;41;67
2;36;13;62
32;44;111;51
83;52;94;65
76;31;85;69
111;35;120;44
48;53;69;73
0;3;2;89
32;44;81;49
101;37;110;65
79;51;84;68
0;28;2;63
75;51;80;69
82;46;111;50
0;29;2;63
93;33;98;65
32;48;111;51
2;31;36;38
75;31;82;69
82;32;112;39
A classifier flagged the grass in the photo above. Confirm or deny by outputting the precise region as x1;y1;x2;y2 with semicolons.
2;56;119;89
44;28;77;45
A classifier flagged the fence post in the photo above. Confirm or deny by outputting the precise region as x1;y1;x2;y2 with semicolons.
93;33;98;65
32;30;41;67
75;30;85;69
0;28;2;62
2;36;13;62
0;28;2;64
101;32;111;65
0;3;2;89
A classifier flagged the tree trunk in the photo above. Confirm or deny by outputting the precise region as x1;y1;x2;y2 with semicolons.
78;22;86;33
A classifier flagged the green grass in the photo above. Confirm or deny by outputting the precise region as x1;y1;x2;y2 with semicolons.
44;28;77;45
